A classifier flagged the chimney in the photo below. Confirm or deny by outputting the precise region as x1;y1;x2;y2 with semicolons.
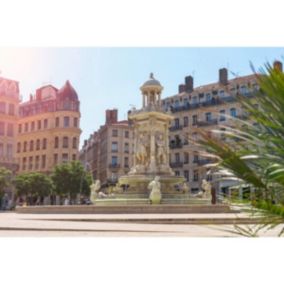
105;109;118;125
179;84;186;93
185;76;194;93
273;60;283;72
219;68;228;85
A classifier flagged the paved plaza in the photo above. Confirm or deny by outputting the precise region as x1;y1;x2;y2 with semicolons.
0;212;283;237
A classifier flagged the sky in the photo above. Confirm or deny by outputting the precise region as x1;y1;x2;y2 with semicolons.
0;47;283;146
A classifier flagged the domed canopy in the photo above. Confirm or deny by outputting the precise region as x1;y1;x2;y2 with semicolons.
57;80;78;100
142;73;162;87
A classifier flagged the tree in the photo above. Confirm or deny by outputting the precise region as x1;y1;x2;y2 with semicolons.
14;173;53;199
51;161;92;199
198;63;284;203
0;167;12;200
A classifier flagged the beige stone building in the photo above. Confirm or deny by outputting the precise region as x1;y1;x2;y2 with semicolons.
0;76;20;173
161;62;280;196
80;109;133;186
16;81;81;173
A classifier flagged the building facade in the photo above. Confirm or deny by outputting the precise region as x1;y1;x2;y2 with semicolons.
80;109;133;186
161;64;274;195
16;81;81;173
0;76;20;173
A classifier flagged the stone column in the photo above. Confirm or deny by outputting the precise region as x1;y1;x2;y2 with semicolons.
143;94;145;107
149;121;156;172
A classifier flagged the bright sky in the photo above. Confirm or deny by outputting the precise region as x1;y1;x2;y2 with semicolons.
0;47;283;146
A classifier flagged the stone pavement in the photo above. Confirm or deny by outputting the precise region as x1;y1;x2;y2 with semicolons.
0;212;283;237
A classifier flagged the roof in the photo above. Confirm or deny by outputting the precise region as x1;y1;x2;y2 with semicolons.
142;73;162;87
57;80;78;100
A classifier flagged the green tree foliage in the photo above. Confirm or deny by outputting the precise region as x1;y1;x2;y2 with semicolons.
14;172;53;198
51;161;92;199
198;63;284;203
0;167;12;199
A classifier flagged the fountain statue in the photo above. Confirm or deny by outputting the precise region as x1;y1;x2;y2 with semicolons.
201;179;212;199
90;180;101;203
148;176;162;204
118;73;185;194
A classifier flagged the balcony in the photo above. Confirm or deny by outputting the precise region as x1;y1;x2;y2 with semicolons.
169;125;183;131
170;162;184;168
108;163;120;169
169;142;183;149
196;119;218;127
166;91;257;114
197;159;213;166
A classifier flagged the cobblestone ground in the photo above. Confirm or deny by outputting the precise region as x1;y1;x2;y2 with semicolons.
0;212;283;237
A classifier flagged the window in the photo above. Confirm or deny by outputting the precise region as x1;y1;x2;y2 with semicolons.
219;110;226;121
17;142;21;153
54;137;59;148
230;108;237;117
72;137;77;149
111;156;118;166
205;112;212;122
8;104;15;115
7;123;13;137
183;116;188;127
124;142;129;153
31;121;35;131
0;102;5;114
25;122;28;132
125;131;129;138
111;141;118;152
193;170;199;181
64;116;70;128
0;143;3;157
174;118;180;128
18;124;22;134
175;171;180;176
73;117;78;127
36;139;40;150
205;93;211;101
7;144;13;158
124;157;129;168
184;152;189;164
62;154;69;163
44;119;48;129
23;141;27;152
41;155;46;168
54;154;58;165
207;174;213;181
192;96;198;104
72;154;76;161
112;129;118;137
63;137;69;148
240;85;247;94
29;156;33;170
184;170;189;182
37;120;41;130
192;115;198;125
29;140;34;151
175;153;180;163
22;157;27;170
0;122;5;136
42;138;47;150
35;156;40;170
55;117;60;127
219;90;225;97
193;154;199;163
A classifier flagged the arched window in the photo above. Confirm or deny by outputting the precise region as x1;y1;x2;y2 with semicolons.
54;137;59;148
23;141;27;152
17;142;21;153
36;139;40;150
29;140;34;151
72;137;77;149
42;138;47;149
63;137;69;148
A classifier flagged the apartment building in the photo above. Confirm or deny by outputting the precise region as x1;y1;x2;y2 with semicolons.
16;81;81;173
161;62;282;195
80;109;133;186
0;76;20;173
